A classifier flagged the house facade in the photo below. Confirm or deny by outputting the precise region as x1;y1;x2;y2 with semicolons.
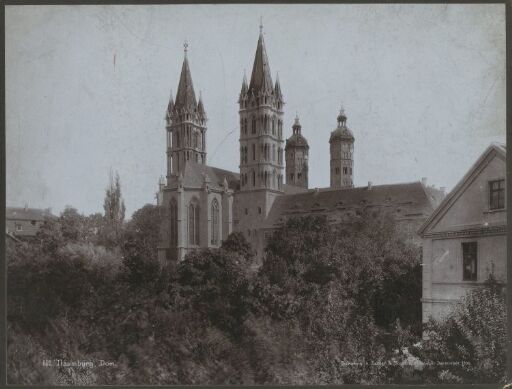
6;206;53;238
419;143;507;322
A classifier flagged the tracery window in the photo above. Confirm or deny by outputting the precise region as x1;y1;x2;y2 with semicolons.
211;199;219;245
170;199;178;247
188;201;200;246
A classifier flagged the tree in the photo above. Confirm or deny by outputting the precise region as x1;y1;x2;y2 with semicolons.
36;217;63;255
102;170;126;244
121;204;164;286
59;206;84;243
256;212;422;383
414;276;507;384
221;232;254;259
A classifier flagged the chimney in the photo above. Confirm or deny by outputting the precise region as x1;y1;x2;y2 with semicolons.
368;181;372;190
421;177;428;186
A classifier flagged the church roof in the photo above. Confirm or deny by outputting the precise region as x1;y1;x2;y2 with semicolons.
330;107;354;142
174;53;198;113
263;181;444;229
286;115;309;148
286;133;309;148
180;161;240;191
248;31;274;96
330;126;354;142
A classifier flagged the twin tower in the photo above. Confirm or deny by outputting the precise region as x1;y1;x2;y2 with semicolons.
165;27;355;194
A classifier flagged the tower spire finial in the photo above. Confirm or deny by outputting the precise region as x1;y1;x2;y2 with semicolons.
184;39;189;55
337;103;347;126
259;16;263;34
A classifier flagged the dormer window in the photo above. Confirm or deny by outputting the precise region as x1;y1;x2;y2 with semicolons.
489;179;505;210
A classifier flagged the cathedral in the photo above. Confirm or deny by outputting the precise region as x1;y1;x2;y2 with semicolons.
157;26;444;263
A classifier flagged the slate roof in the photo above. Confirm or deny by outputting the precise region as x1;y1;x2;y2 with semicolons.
174;161;310;195
6;207;53;221
179;162;240;190
174;54;198;113
330;125;354;142
286;133;309;148
263;181;444;229
248;32;274;96
286;116;309;148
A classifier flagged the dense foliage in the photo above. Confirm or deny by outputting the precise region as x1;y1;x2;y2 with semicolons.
6;204;506;384
412;276;507;384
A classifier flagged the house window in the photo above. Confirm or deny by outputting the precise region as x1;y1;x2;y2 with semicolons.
188;202;200;246
462;242;477;281
16;224;22;231
252;117;256;134
335;167;340;175
489;179;505;210
170;199;178;247
343;167;348;174
211;199;219;245
258;207;262;214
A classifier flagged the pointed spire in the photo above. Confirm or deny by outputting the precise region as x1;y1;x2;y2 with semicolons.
197;90;206;119
174;41;197;113
167;88;174;115
240;70;248;95
248;24;273;96
274;72;283;100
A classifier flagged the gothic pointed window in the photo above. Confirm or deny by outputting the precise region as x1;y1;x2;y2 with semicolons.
211;199;219;245
188;201;200;246
170;199;178;247
252;170;256;187
272;144;276;162
252;116;256;134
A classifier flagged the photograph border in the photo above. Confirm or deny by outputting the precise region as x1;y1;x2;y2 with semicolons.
1;1;510;388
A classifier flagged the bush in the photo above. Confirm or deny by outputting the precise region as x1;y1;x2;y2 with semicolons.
414;277;506;384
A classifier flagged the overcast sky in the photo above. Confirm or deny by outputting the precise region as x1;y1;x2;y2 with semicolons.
6;4;505;217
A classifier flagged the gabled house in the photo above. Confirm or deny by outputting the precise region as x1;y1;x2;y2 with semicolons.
6;206;54;238
419;143;507;322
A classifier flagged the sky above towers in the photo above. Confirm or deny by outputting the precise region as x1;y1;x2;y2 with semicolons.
6;4;505;217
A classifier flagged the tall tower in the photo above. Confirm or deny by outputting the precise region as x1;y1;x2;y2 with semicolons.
285;114;309;189
238;24;284;194
329;107;354;188
165;42;207;182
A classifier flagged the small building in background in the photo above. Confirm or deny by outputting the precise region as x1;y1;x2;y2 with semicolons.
419;143;507;322
6;206;53;238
